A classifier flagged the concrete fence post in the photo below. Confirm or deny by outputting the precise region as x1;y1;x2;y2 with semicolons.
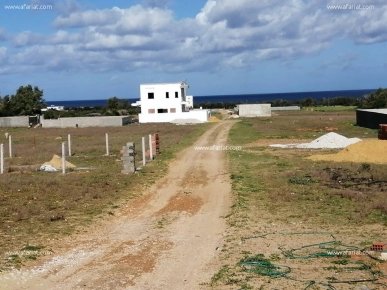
149;134;153;160
8;135;12;158
121;142;136;174
68;134;71;157
62;142;66;175
105;133;109;156
0;144;3;174
142;137;146;166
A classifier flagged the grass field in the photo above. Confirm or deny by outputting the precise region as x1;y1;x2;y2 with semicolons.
212;110;387;289
304;106;357;112
0;123;211;271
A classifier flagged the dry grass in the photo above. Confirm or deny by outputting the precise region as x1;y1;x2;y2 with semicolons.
252;110;374;139
0;123;211;270
212;110;387;289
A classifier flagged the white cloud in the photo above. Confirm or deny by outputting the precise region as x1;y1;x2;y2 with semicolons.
348;9;387;44
1;0;387;74
53;6;123;28
48;30;79;45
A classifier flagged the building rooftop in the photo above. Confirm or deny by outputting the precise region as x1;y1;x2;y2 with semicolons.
140;81;188;86
357;109;387;114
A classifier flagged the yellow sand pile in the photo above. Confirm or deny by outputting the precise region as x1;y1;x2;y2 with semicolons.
307;140;387;164
42;154;76;169
208;116;222;122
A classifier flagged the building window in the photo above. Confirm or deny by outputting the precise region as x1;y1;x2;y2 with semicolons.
157;108;168;113
166;92;169;98
170;108;176;113
148;109;155;114
148;92;154;99
175;91;178;98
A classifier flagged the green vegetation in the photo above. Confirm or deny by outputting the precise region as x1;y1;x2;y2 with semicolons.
210;265;232;286
0;85;45;116
226;112;386;224
358;88;387;109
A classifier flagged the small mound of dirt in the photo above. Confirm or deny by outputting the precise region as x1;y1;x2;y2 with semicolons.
208;116;222;122
307;140;387;164
41;154;76;170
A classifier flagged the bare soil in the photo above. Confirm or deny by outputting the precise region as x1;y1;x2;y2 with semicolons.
0;121;235;290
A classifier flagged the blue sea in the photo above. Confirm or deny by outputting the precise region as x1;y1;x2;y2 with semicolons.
46;89;375;108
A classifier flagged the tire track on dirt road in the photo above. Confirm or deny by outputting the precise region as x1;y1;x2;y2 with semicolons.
0;120;236;290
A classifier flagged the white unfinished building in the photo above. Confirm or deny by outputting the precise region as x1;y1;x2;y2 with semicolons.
132;82;209;123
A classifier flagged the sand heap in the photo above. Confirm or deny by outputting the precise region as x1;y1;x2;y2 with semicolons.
307;140;387;164
208;116;222;122
270;132;362;149
41;154;76;170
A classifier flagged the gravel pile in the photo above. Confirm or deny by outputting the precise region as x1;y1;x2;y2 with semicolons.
270;132;362;149
170;118;205;125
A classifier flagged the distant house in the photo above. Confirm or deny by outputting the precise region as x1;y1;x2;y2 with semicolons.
41;105;65;112
131;82;209;123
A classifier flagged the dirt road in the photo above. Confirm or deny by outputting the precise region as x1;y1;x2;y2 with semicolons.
0;121;234;290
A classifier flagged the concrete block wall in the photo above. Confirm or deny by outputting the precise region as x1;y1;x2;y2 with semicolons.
41;116;132;128
238;104;271;117
0;116;30;127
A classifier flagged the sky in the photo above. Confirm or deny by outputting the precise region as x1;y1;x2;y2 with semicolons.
0;0;386;101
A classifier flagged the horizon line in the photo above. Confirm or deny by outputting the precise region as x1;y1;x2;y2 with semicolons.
45;88;377;102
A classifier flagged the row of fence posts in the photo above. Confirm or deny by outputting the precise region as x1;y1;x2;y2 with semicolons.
0;133;160;175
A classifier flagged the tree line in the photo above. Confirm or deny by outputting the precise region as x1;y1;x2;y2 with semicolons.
0;85;45;116
1;85;387;117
